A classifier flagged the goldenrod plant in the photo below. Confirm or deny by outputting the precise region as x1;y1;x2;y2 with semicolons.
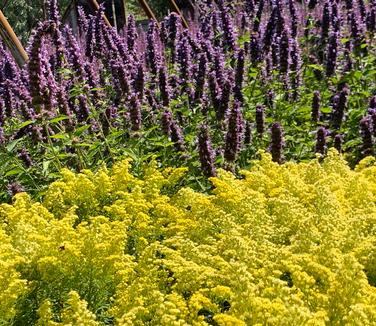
1;149;376;325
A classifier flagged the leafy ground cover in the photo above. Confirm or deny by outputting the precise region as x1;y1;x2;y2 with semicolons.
1;150;376;325
0;0;376;200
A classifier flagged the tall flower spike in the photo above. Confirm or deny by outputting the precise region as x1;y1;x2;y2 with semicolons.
161;110;172;136
198;124;217;177
218;0;237;51
159;66;170;107
334;134;343;153
208;71;222;117
253;0;264;33
46;0;61;25
279;29;289;74
134;60;145;100
326;31;338;77
321;1;330;41
128;94;142;132
224;101;244;163
28;21;55;110
331;87;349;130
77;95;90;122
368;109;376;136
146;20;160;75
170;119;186;152
369;96;376;110
359;117;374;157
234;48;245;103
77;6;89;33
269;122;284;163
311;91;321;123
218;79;231;121
244;120;252;145
177;33;192;90
315;127;327;155
85;17;95;60
127;15;137;52
64;26;86;80
194;53;207;102
288;0;298;39
250;33;261;65
256;105;265;137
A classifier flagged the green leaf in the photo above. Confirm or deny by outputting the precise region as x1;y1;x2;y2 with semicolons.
307;64;324;71
74;125;91;136
50;116;69;124
42;161;51;175
6;139;22;152
320;107;332;114
50;133;69;140
5;168;23;177
16;120;34;129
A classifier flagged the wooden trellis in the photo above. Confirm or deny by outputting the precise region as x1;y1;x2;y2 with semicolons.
0;9;28;66
0;0;195;67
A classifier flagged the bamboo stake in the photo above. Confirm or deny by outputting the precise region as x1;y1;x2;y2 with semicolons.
123;0;127;26
167;0;189;28
111;0;118;30
138;0;159;27
0;9;28;67
87;0;112;27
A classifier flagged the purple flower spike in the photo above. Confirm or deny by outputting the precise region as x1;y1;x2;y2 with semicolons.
359;117;374;157
311;91;321;123
218;79;231;121
224;101;244;162
326;31;338;77
208;72;222;116
244;121;252;145
269;122;284;164
134;60;145;100
279;29;289;74
77;6;88;33
198;124;217;177
334;134;343;153
46;0;61;25
315;127;327;155
234;48;245;103
170;119;186;152
288;0;298;39
256;105;265;137
159;66;170;107
368;109;376;137
18;148;33;168
369;96;376;110
161;110;172;136
28;21;55;109
218;0;237;51
146;20;160;75
77;95;90;122
128;94;142;132
194;53;207;103
126;15;137;52
331;87;349;130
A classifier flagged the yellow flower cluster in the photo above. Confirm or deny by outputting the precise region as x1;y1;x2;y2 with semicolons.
1;150;376;325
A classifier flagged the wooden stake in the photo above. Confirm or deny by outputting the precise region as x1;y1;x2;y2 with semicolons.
87;0;112;27
167;0;189;28
0;9;28;67
111;0;118;30
138;0;159;27
123;0;127;26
